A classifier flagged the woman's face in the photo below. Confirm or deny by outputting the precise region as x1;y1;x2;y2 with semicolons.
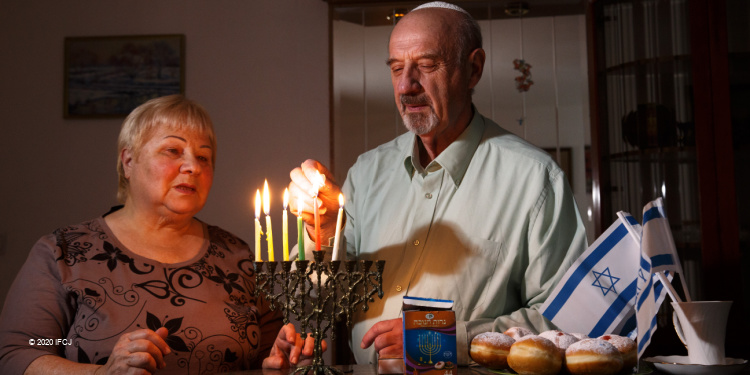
123;126;214;218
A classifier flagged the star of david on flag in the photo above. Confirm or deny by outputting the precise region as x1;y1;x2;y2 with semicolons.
540;213;641;338
592;267;620;297
541;197;688;361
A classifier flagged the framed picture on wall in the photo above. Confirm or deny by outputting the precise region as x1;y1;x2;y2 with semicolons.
544;147;573;190
64;34;185;118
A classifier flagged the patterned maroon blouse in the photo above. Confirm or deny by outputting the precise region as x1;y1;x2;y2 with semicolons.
0;214;281;374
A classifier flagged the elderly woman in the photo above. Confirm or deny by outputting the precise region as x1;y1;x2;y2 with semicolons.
0;95;314;374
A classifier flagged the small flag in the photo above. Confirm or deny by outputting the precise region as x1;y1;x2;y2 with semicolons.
541;213;641;337
635;197;683;358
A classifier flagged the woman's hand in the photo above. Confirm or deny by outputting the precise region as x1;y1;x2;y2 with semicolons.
95;327;171;374
262;323;326;369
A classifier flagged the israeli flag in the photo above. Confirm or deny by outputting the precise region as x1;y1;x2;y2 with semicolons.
636;198;682;358
541;213;641;337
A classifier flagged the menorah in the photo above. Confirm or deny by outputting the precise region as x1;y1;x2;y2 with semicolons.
418;331;441;364
253;250;385;375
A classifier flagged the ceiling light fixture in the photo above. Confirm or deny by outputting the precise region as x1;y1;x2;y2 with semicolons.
386;9;407;22
505;1;530;17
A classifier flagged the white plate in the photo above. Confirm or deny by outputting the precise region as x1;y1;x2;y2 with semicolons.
644;355;747;375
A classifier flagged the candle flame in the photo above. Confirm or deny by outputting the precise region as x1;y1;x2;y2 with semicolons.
297;195;303;216
263;179;270;215
338;193;344;207
254;190;261;218
283;188;289;210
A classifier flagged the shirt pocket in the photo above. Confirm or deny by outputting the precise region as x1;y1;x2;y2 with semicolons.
452;237;504;313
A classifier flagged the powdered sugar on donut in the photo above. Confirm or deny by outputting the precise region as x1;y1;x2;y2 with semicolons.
539;330;579;351
566;338;620;356
473;332;515;347
598;334;635;352
504;327;534;341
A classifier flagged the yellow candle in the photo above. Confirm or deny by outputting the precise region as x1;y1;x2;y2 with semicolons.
332;193;344;261
297;196;305;261
263;180;274;262
254;189;263;262
282;188;289;261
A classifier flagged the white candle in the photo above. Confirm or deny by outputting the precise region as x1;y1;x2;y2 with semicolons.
332;193;344;261
254;189;263;262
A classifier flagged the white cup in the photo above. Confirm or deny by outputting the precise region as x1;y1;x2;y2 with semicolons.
671;301;732;365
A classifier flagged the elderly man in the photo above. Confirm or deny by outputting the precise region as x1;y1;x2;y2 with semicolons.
288;1;587;366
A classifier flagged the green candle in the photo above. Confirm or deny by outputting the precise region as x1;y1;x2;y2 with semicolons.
297;196;305;261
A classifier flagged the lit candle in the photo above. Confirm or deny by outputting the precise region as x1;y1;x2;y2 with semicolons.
254;189;263;262
282;188;289;261
332;193;344;261
297;196;305;261
263;180;274;262
312;171;325;251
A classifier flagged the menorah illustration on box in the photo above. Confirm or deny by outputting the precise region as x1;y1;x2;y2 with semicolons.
253;250;385;375
418;331;442;364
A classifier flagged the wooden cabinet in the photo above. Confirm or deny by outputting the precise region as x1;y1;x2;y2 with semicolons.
587;0;746;357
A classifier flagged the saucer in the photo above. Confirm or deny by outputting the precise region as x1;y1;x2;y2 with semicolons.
644;355;747;375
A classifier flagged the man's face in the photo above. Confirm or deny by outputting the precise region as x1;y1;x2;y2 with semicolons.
387;10;471;137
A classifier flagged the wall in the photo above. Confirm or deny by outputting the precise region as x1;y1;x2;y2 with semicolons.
0;0;329;306
333;15;595;242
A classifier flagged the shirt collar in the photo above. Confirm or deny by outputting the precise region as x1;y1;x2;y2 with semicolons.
403;109;486;186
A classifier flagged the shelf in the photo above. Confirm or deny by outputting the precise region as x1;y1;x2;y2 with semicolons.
607;146;697;163
602;55;691;74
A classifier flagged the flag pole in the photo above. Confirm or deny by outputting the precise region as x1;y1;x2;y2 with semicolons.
616;212;682;303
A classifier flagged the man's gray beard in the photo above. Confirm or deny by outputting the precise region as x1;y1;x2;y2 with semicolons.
402;110;439;135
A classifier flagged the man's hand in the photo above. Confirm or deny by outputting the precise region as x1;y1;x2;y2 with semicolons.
360;318;403;357
288;159;342;241
263;323;326;369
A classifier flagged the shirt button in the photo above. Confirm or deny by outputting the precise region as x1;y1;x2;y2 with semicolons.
413;240;420;246
396;285;402;292
425;193;432;199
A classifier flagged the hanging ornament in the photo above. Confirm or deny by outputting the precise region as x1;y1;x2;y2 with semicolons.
513;58;534;92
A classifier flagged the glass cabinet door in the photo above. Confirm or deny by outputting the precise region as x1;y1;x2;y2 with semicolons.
590;0;747;358
591;0;702;299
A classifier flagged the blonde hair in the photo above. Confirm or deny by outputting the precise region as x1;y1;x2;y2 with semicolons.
116;94;216;203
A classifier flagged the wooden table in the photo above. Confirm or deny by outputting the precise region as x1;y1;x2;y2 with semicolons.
226;365;490;375
226;361;750;375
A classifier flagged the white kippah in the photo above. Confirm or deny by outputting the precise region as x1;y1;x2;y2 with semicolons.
413;1;471;16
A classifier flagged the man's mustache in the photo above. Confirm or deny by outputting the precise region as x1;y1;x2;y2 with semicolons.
400;95;431;106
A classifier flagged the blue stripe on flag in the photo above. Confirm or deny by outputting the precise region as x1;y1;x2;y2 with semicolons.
589;279;638;337
624;215;639;226
543;225;629;320
651;254;675;268
638;315;659;353
654;276;665;301
643;206;665;224
640;256;651;273
637;275;653;310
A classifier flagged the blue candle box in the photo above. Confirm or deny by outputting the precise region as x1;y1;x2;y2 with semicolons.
402;297;457;375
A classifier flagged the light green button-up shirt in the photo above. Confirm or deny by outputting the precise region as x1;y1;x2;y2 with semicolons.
335;110;587;365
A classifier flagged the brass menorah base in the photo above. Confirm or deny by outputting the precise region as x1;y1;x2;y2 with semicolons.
254;250;385;375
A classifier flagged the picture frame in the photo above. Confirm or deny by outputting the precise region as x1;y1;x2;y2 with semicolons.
544;147;573;190
64;34;185;118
